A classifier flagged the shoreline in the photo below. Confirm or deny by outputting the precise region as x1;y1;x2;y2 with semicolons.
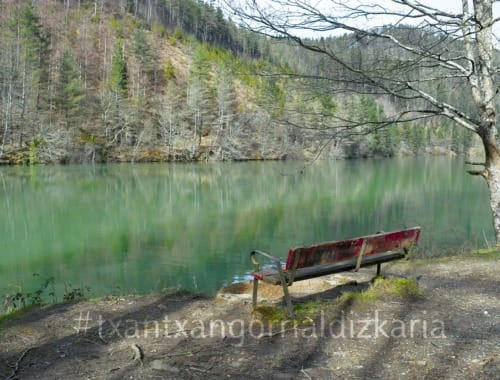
1;251;498;378
1;248;497;319
0;147;465;166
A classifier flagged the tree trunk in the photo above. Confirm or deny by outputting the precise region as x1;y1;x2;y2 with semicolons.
468;0;498;243
480;114;500;244
485;161;500;244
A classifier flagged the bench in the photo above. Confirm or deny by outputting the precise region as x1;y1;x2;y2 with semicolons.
250;227;421;318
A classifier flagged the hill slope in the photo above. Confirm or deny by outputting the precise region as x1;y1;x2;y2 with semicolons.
0;0;477;164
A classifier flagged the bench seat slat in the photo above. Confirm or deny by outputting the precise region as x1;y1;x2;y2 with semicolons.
253;250;406;285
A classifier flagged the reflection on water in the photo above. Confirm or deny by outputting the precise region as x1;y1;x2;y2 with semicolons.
0;158;492;298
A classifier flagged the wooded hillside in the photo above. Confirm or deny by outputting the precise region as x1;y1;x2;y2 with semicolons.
0;0;478;164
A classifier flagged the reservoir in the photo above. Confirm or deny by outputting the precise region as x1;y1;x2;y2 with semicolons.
0;158;492;302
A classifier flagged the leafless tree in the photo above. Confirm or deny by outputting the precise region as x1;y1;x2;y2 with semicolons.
187;76;208;155
221;0;500;244
215;64;236;155
156;84;181;156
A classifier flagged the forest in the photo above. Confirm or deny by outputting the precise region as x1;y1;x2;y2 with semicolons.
0;0;478;165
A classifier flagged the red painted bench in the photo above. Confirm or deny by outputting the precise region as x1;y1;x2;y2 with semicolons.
250;227;421;318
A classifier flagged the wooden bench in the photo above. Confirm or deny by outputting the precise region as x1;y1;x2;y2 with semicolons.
250;227;421;318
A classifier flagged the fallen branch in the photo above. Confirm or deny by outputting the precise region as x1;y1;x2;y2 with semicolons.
189;366;212;374
6;348;32;380
301;367;312;380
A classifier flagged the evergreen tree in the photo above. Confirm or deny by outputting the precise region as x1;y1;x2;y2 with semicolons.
109;38;128;96
131;28;152;64
408;124;425;154
59;49;84;129
131;28;155;96
0;0;49;150
18;1;49;142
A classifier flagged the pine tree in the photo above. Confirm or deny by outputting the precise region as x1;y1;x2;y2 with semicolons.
131;28;154;96
109;38;128;96
131;29;152;65
59;49;84;130
18;0;49;145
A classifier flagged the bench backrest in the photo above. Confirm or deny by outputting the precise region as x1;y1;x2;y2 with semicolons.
285;227;421;271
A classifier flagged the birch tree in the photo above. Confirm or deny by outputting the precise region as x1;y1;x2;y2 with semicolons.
215;63;235;151
223;0;500;244
187;76;206;154
157;82;181;156
187;45;211;155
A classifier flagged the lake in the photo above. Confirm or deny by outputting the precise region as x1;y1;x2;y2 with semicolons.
0;158;493;303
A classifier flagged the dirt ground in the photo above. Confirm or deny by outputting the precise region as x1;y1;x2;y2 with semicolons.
0;256;499;379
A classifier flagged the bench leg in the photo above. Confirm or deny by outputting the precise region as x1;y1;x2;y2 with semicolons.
278;266;295;319
252;278;259;309
354;239;368;272
377;263;381;276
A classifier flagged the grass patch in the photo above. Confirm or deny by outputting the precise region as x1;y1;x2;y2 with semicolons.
374;277;423;299
466;247;500;259
0;306;36;330
253;277;423;325
253;305;290;325
344;277;423;303
410;255;460;266
294;299;330;317
253;300;332;326
411;247;500;264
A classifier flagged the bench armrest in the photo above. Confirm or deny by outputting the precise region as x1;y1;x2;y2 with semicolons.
250;250;281;271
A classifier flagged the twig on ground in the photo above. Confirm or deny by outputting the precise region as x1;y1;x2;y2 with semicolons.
301;367;312;379
6;348;32;380
189;366;211;374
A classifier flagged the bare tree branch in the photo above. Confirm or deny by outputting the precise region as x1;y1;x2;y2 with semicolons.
220;0;500;243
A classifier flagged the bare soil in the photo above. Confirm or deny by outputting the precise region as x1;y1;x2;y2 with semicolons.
0;256;499;379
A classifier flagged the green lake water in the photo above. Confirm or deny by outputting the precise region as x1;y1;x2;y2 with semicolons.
0;158;493;301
